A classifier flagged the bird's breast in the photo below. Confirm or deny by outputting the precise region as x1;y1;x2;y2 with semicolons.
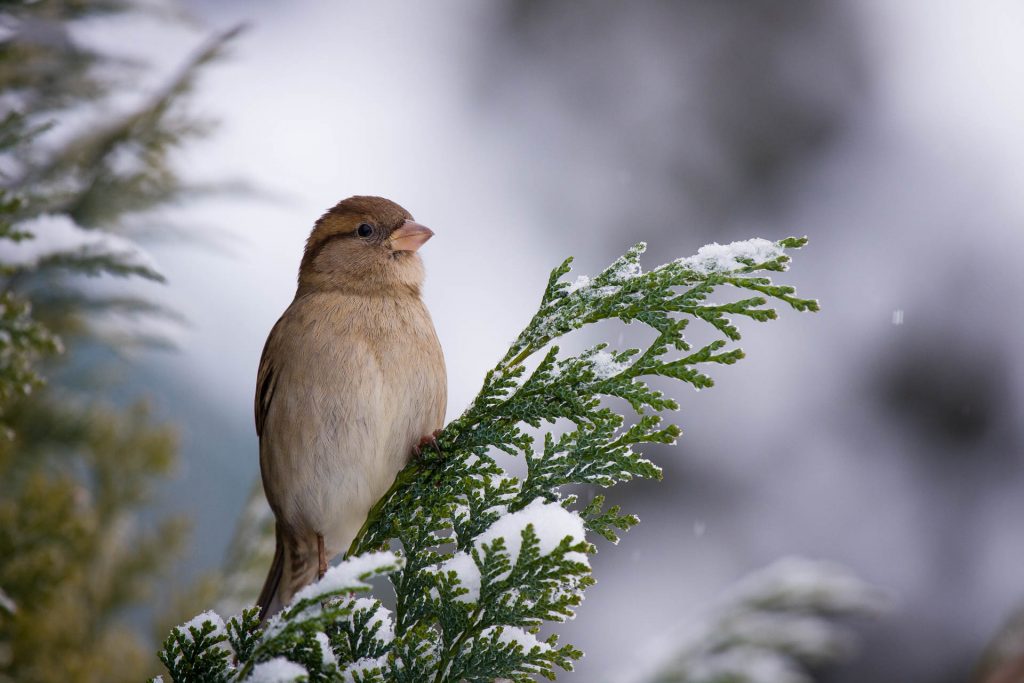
260;292;445;553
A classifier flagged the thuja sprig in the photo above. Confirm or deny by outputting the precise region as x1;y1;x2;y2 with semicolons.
350;237;817;559
157;237;817;683
339;237;816;680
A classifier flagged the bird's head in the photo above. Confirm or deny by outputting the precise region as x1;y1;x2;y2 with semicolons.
297;195;433;297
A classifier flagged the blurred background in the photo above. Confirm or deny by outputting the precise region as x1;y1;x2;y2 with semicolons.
2;1;1023;682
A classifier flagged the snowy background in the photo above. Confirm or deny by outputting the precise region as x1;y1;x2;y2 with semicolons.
78;2;1024;681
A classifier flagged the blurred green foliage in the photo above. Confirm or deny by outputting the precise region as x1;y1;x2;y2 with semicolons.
0;2;238;681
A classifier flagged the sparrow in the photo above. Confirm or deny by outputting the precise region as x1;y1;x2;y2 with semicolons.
254;196;447;620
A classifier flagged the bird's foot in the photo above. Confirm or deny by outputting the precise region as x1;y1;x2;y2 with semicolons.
411;429;443;459
317;534;327;579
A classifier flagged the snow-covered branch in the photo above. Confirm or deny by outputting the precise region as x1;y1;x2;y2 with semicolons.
158;237;818;682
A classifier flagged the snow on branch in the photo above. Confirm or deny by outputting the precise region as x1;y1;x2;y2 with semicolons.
157;237;819;682
0;213;163;281
638;558;888;683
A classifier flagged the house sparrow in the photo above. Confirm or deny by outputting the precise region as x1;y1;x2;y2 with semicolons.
254;196;447;620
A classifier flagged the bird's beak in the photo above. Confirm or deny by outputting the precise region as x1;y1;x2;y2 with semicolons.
390;220;434;252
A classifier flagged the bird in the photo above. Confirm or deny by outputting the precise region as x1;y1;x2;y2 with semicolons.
254;195;447;620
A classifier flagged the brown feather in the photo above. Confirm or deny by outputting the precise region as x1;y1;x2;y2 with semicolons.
256;524;284;621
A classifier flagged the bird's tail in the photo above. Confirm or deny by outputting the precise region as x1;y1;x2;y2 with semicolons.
256;525;286;622
257;525;320;622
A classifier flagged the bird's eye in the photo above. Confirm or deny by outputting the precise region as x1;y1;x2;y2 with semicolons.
356;223;374;238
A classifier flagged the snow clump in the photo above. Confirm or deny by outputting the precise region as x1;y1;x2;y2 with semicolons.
436;498;589;601
676;238;782;274
290;551;403;606
480;625;551;653
476;498;589;575
176;610;225;641
248;657;308;683
591;349;627;379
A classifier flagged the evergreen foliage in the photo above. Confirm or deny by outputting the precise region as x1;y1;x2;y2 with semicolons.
160;237;819;681
0;3;239;681
643;557;887;683
0;138;62;414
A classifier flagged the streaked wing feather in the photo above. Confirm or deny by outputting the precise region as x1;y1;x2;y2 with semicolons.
255;318;283;439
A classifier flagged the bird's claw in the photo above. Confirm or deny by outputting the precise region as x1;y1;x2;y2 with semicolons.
411;429;443;460
317;533;327;579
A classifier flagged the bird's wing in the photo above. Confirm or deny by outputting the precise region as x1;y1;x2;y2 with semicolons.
255;316;284;440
